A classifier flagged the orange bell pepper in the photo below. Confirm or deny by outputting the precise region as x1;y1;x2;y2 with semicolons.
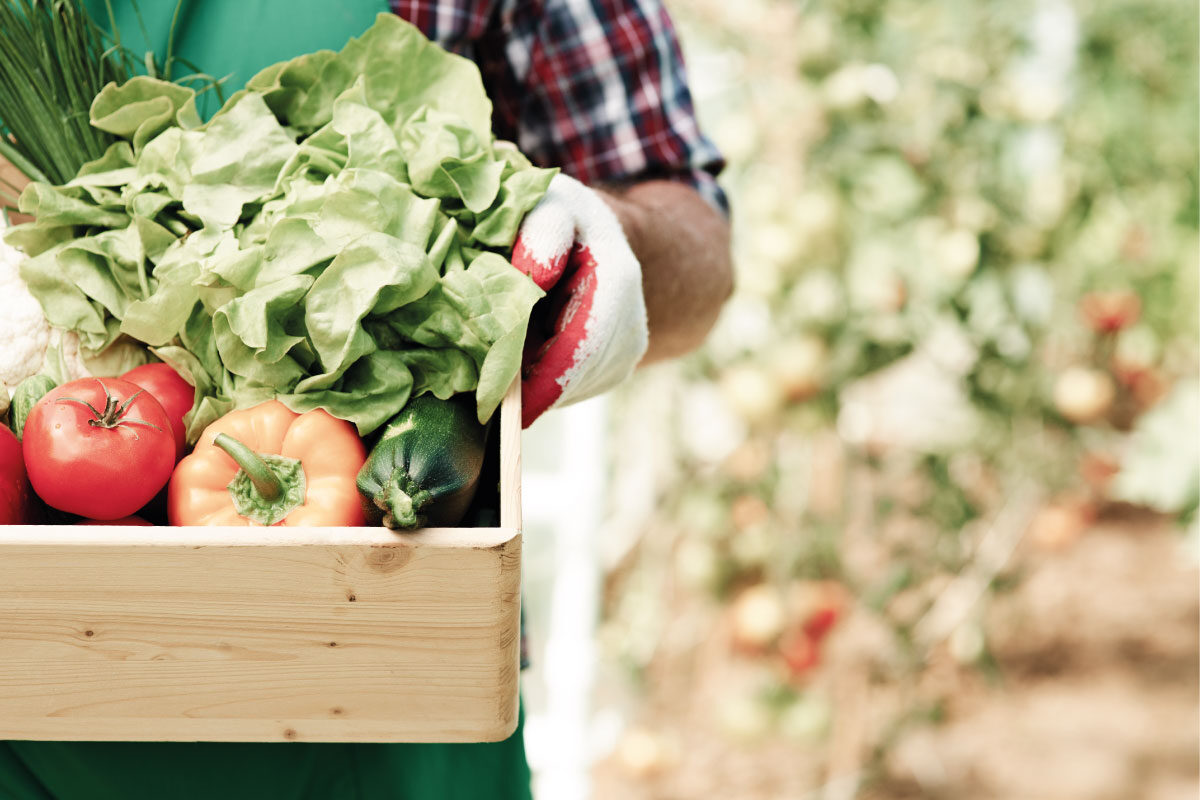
168;400;367;527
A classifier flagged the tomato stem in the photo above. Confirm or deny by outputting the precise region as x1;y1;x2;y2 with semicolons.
213;433;283;501
55;380;162;431
55;397;103;417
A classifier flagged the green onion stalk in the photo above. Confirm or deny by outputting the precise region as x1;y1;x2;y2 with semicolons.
0;0;129;192
0;0;222;211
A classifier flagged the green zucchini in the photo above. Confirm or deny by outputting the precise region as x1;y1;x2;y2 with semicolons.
357;394;489;530
9;374;56;440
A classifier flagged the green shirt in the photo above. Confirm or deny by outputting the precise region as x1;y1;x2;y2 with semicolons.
84;0;390;116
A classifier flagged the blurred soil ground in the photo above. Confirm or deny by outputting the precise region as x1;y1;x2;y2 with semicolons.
593;509;1198;800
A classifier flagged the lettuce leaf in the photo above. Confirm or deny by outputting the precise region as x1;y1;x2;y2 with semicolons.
90;77;202;151
5;14;552;437
385;252;544;421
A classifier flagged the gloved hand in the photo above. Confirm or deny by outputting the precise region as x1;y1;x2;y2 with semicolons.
512;174;649;428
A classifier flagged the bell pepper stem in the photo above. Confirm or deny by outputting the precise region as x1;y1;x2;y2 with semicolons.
213;433;282;501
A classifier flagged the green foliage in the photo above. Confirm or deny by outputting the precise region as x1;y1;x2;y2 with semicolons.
603;0;1199;767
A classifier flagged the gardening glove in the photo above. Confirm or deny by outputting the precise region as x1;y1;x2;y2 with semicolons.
512;174;649;428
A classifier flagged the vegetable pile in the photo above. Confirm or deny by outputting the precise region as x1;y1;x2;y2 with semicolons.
2;374;488;528
8;13;552;443
2;13;540;530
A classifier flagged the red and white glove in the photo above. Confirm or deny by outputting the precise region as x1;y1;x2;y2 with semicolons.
512;174;649;428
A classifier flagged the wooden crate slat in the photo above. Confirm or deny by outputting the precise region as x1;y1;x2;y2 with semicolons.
0;382;524;743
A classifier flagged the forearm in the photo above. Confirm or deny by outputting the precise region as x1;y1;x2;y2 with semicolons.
601;180;733;364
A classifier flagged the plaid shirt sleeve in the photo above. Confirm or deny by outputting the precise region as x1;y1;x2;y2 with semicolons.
391;0;728;215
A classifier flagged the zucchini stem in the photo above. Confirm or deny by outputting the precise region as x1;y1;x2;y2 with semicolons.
378;474;432;530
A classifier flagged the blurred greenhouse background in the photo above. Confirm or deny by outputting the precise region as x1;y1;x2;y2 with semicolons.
524;0;1198;798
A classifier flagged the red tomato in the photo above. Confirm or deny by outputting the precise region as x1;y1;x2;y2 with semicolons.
779;628;821;678
802;606;842;642
121;362;195;460
74;516;152;526
22;378;176;520
0;425;33;524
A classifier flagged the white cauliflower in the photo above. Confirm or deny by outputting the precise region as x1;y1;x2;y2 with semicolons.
0;223;91;414
0;235;50;412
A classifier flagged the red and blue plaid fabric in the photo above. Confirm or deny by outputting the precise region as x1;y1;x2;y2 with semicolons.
390;0;728;214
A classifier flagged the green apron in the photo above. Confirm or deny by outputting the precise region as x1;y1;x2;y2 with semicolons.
5;3;531;798
1;706;530;800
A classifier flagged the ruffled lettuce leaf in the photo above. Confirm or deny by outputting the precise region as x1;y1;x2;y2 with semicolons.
385;252;543;422
4;14;553;436
241;13;492;142
90;77;202;152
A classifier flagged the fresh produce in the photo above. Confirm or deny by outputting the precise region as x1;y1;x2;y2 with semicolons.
2;214;110;413
9;15;553;442
3;15;523;533
0;424;33;524
74;516;151;526
21;377;174;519
0;0;128;190
121;362;195;460
0;230;51;410
169;400;366;526
8;374;56;440
357;394;487;529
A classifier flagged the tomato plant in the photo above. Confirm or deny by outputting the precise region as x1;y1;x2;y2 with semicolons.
779;628;821;678
23;378;175;520
121;362;195;460
0;424;33;524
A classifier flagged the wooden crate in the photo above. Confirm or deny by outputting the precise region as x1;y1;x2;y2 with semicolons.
0;382;523;744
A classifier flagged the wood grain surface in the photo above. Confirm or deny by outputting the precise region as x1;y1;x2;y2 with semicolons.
0;383;523;743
